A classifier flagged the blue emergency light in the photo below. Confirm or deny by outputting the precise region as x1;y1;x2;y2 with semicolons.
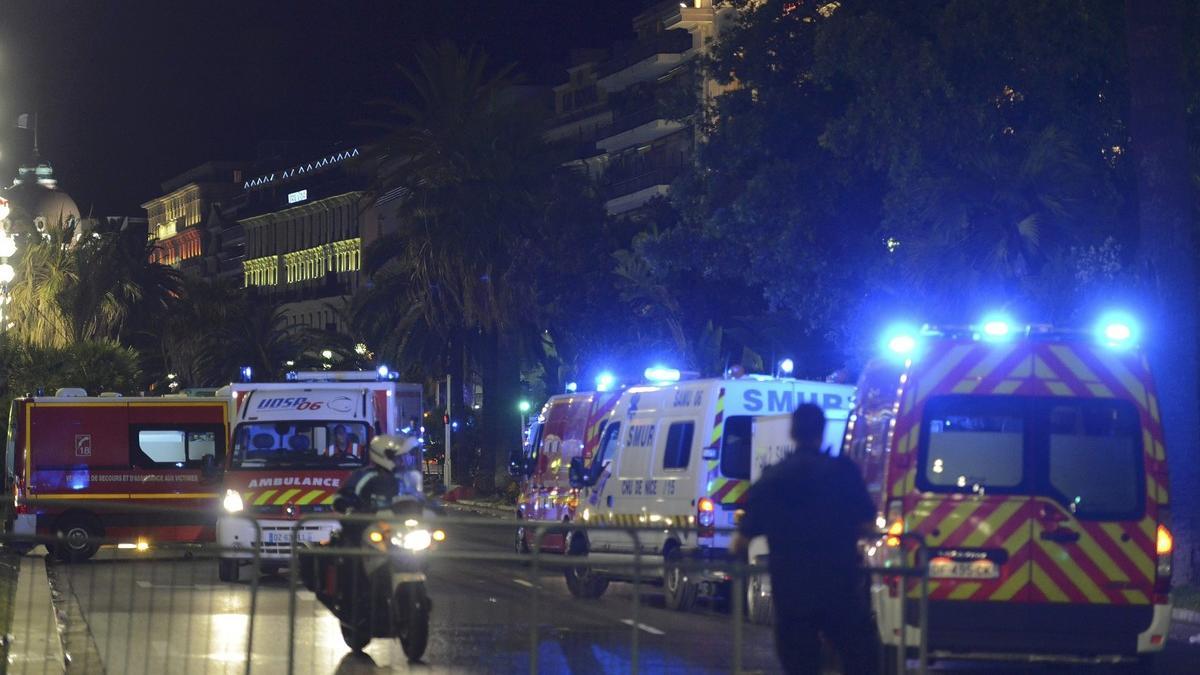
239;366;253;383
882;324;920;359
596;371;616;392
778;358;795;375
377;365;390;379
565;381;578;393
979;313;1017;342
644;366;681;383
1096;311;1139;350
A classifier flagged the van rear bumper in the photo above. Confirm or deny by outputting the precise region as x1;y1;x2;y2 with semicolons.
875;590;1168;658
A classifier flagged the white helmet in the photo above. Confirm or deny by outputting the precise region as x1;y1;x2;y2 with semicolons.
368;434;417;472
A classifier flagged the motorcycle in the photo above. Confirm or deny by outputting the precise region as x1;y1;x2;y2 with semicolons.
301;498;443;661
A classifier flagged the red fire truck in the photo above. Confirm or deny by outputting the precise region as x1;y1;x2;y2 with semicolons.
5;390;231;560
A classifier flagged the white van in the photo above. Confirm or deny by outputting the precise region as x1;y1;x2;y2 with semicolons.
565;374;854;610
744;409;851;624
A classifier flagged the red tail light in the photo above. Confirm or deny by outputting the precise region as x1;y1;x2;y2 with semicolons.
697;497;715;537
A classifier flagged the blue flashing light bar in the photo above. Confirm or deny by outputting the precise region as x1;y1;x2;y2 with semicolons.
644;366;682;383
779;358;795;375
377;365;390;379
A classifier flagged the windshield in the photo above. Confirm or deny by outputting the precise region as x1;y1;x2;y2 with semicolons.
232;421;369;469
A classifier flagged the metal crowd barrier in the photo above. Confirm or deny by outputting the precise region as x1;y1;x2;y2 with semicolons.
0;499;930;674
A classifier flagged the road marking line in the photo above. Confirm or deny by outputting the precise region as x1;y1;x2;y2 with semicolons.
135;580;220;590
621;619;665;635
512;578;535;588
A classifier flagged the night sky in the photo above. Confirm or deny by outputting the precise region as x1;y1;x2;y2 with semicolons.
0;0;649;215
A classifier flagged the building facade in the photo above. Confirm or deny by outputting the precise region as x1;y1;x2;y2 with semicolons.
235;146;371;334
546;0;734;216
141;162;245;274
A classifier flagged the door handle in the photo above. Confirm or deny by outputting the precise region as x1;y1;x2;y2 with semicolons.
1040;528;1080;543
606;495;613;508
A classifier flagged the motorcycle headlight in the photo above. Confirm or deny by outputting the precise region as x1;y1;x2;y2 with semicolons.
401;529;432;551
223;489;244;513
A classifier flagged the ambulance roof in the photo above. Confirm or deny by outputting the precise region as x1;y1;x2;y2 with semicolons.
614;376;855;418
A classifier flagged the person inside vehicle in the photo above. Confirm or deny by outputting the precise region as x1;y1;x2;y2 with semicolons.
731;403;880;675
326;424;360;459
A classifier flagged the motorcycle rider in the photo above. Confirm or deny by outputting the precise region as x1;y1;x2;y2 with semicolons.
334;435;419;538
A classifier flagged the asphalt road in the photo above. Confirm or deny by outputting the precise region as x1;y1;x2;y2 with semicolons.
46;516;780;674
43;513;1200;674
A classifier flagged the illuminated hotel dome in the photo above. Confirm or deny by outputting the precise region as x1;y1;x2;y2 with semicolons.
1;163;83;237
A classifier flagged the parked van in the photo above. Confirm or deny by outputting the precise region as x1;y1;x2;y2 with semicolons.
848;318;1173;664
216;371;422;581
510;389;621;554
743;408;851;624
565;373;854;610
5;390;230;560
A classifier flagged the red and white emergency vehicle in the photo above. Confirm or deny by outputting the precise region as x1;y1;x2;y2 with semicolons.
510;389;622;554
564;369;854;610
216;371;422;582
849;316;1173;665
5;389;231;560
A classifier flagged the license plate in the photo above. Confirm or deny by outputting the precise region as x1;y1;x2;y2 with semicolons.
929;558;998;579
265;532;291;544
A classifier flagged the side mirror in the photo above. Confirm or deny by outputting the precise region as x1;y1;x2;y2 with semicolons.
200;454;219;479
568;457;587;488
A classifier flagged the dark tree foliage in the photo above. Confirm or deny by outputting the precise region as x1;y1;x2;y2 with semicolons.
658;0;1136;371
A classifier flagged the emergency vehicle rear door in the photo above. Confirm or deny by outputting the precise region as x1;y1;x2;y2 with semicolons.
916;396;1035;608
1029;398;1155;608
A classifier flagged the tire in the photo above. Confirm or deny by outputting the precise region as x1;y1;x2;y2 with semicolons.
515;525;530;554
218;559;240;583
663;547;697;612
52;514;101;562
340;621;371;652
563;534;609;599
746;573;773;625
396;585;430;662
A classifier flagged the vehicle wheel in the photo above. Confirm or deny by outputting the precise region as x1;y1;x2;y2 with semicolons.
340;621;371;652
218;559;240;583
52;514;101;562
746;574;773;625
563;535;608;599
393;583;432;658
663;548;697;612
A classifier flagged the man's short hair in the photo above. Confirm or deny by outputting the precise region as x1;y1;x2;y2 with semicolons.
791;404;826;444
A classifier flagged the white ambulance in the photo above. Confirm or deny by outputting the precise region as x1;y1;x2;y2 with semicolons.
216;371;422;581
565;371;854;610
743;410;851;624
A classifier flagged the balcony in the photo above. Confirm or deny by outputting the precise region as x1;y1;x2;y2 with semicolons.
597;106;685;153
604;166;683;215
597;30;693;93
665;4;716;30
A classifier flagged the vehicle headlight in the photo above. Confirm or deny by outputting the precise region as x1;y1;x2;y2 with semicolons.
401;529;432;551
223;489;244;513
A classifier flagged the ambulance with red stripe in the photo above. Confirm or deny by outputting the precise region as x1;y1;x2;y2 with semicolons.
510;388;622;554
848;315;1173;664
216;371;422;582
564;368;853;610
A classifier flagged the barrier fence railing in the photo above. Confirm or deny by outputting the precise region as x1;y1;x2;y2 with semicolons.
1;499;930;675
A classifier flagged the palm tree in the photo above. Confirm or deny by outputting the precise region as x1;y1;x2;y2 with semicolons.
360;42;567;479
